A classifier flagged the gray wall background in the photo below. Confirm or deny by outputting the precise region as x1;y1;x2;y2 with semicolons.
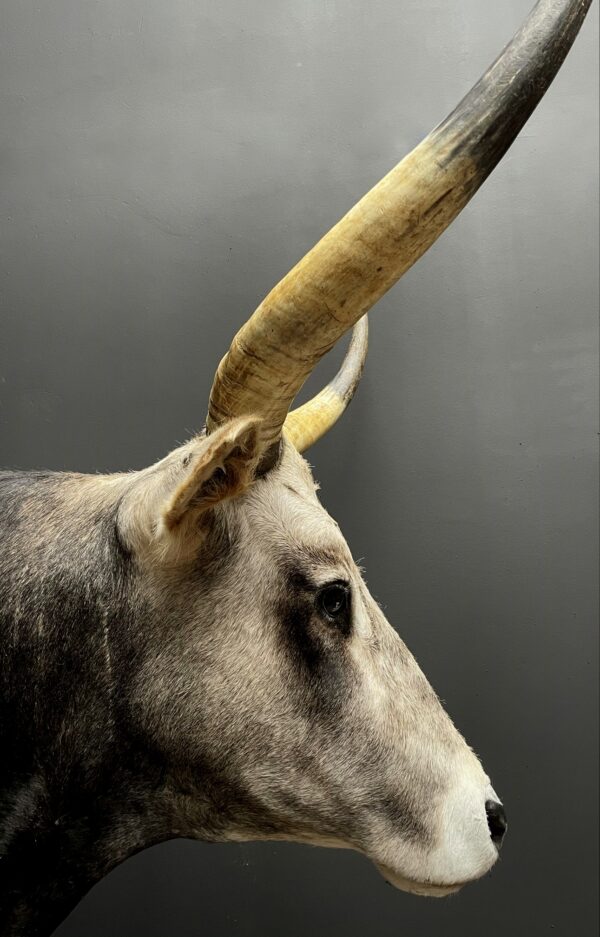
1;1;598;935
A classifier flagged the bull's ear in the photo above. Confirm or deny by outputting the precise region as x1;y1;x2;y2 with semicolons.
118;416;266;560
162;415;263;533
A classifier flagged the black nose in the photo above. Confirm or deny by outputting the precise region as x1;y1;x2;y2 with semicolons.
485;799;508;847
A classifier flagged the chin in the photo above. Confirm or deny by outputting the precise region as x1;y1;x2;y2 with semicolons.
376;863;482;898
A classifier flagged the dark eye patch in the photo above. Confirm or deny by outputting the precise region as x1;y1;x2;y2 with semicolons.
274;560;355;720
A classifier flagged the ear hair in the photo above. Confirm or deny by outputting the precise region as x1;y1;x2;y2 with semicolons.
162;415;263;534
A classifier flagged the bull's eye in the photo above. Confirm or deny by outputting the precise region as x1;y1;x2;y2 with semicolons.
317;582;350;623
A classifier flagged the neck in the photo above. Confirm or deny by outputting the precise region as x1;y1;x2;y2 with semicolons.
0;470;159;936
0;760;170;937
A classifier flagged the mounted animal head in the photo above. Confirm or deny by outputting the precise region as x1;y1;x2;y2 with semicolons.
112;0;590;895
0;0;592;931
115;414;505;897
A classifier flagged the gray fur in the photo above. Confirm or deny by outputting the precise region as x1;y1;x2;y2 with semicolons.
0;436;493;936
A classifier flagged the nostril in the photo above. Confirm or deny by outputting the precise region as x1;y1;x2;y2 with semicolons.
485;799;508;847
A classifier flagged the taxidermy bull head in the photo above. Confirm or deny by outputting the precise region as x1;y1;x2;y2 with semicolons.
0;1;592;934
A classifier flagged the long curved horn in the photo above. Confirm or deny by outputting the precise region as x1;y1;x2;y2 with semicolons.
207;0;592;452
283;316;368;452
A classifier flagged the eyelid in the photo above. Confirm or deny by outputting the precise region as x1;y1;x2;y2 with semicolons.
315;581;351;606
313;574;350;592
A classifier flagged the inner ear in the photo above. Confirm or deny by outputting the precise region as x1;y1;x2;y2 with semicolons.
163;416;263;533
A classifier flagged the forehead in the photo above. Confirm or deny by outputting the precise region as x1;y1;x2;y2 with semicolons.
240;441;353;570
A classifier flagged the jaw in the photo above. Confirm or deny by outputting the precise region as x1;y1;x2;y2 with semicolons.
376;863;471;898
